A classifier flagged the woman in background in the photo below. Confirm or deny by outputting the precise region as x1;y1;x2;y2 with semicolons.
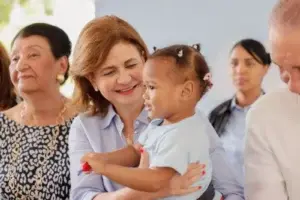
0;41;17;111
0;23;76;199
209;38;270;180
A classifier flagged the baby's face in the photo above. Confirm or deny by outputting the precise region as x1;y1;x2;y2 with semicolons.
142;57;182;120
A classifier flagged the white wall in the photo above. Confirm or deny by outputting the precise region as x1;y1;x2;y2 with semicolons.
95;0;284;114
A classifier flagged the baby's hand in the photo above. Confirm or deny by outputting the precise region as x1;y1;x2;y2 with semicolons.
80;152;107;174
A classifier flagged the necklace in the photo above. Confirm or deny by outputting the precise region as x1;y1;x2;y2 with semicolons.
7;97;67;199
20;97;67;126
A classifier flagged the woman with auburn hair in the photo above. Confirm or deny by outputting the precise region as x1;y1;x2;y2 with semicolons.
69;15;243;200
0;42;17;111
71;15;149;115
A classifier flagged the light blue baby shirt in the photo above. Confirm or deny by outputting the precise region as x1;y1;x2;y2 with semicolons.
138;114;212;200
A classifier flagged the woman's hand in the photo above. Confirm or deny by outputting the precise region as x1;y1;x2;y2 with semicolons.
139;148;205;198
161;162;205;197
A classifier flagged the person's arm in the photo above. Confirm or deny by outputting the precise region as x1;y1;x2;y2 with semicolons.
96;123;151;167
81;154;177;192
69;116;166;200
91;148;205;200
244;111;287;200
82;127;209;194
94;158;204;200
205;119;245;200
88;144;142;167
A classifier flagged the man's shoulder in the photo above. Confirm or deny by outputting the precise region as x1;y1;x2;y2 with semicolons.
251;88;291;110
248;87;298;120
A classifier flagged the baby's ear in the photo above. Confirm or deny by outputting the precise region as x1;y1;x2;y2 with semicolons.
180;80;194;100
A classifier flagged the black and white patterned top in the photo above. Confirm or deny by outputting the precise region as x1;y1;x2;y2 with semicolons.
0;112;73;200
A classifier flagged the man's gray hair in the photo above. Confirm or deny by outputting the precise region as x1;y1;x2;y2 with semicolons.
270;0;300;30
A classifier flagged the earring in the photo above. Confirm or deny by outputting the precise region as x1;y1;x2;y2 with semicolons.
56;74;65;84
92;83;98;92
91;82;98;92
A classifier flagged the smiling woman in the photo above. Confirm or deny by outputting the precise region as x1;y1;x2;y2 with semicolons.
69;15;213;200
70;16;148;116
90;42;145;107
69;15;244;200
0;23;77;200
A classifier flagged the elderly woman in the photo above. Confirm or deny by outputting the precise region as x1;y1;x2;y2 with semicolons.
0;23;76;199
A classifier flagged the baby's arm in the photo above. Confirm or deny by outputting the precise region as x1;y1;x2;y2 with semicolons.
97;164;177;192
81;129;186;193
81;127;180;192
94;144;142;167
94;124;152;167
